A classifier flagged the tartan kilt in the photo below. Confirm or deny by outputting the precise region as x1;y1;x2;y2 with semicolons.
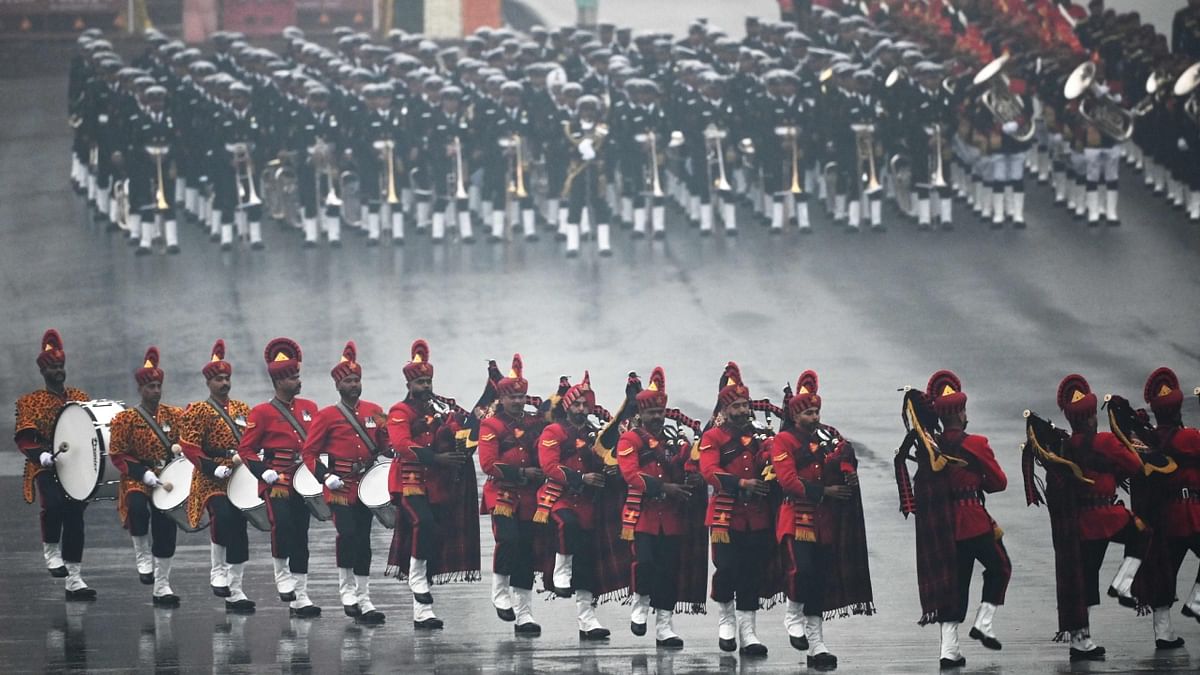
913;467;959;625
385;463;482;584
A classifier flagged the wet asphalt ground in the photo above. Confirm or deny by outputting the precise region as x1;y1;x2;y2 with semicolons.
2;63;1199;673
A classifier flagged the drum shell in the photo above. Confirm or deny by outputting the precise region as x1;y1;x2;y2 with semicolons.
52;400;126;502
228;465;272;532
153;457;209;532
293;464;331;521
357;461;395;529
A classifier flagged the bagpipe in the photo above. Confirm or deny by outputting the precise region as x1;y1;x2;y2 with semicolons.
1020;410;1094;507
893;387;966;516
1102;394;1176;476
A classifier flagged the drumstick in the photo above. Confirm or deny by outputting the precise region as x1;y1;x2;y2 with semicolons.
56;441;69;456
170;443;182;455
231;453;243;467
162;481;174;492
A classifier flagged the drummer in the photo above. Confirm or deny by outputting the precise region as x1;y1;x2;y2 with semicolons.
179;340;257;613
108;346;184;607
301;341;390;625
236;337;322;618
14;329;95;600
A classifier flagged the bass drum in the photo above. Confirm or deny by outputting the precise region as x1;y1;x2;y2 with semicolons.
52;400;126;502
357;461;395;529
153;457;209;532
228;465;271;532
293;463;331;522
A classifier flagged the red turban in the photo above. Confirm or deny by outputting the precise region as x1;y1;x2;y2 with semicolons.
402;339;434;382
788;370;822;416
36;329;66;370
202;339;232;380
1057;373;1096;428
264;337;302;381
496;353;528;396
636;366;668;411
135;346;164;386
562;370;596;409
717;361;750;409
330;341;362;383
1144;367;1183;414
927;370;967;416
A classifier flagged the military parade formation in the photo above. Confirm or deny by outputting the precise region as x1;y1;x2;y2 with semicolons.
15;325;1200;669
65;1;1200;258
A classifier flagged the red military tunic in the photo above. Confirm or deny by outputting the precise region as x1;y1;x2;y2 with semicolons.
699;424;773;533
237;397;319;498
1068;431;1142;541
537;421;604;528
1159;426;1200;538
940;429;1007;541
108;404;184;526
478;410;544;520
13;387;89;504
617;428;692;537
386;398;463;504
301;399;387;506
773;425;856;545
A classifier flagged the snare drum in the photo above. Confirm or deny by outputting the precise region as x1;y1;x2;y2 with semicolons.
52;399;127;502
228;465;271;532
153;457;208;532
293;464;331;522
357;461;396;529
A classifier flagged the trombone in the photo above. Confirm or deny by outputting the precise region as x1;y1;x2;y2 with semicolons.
226;142;261;208
703;124;732;192
451;136;468;201
928;123;947;189
774;126;803;194
851;124;882;194
373;138;400;205
499;132;528;199
633;131;665;197
146;145;170;211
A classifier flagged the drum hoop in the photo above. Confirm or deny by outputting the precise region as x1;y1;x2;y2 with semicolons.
152;457;193;510
357;463;391;507
53;401;116;502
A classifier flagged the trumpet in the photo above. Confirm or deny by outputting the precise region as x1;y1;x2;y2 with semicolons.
851;124;882;193
451;136;468;201
499;133;528;199
928;123;947;189
373;138;400;205
703;124;732;192
774;126;803;194
146;145;170;211
1064;61;1134;142
633;131;664;197
226;142;261;208
309;138;342;207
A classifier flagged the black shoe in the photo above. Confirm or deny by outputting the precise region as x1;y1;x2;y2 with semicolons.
139;572;154;585
290;605;322;618
303;241;316;249
65;587;97;602
652;231;665;240
1182;604;1200;621
631;231;645;239
152;594;180;608
631;621;647;637
330;240;342;248
251;242;264;250
279;591;296;602
1013;220;1026;229
366;239;378;247
495;606;515;622
718;637;737;652
461;236;475;244
969;627;1002;650
220;242;232;252
599;249;612;257
49;566;68;578
413;592;433;605
166;245;180;255
211;585;231;598
1156;637;1186;650
1069;646;1106;661
414;617;444;630
656;636;684;648
1117;595;1137;608
356;610;385;625
939;656;966;669
344;604;361;618
135;247;151;256
739;642;768;657
579;627;611;641
565;250;579;258
553;587;573;598
514;622;541;636
225;599;256;614
808;652;838;670
1106;219;1120;227
790;634;809;651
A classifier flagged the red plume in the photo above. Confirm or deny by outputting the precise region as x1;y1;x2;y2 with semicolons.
410;339;430;363
143;346;160;368
926;370;963;399
510;353;523;379
211;339;226;362
721;361;743;388
796;370;819;395
342;341;357;364
649;366;666;393
42;329;64;352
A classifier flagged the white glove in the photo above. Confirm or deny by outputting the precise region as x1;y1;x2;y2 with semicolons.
324;474;344;490
261;469;279;484
142;472;161;487
1092;83;1109;96
214;465;233;480
39;452;54;468
1179;138;1189;151
1002;120;1019;135
1110;93;1122;104
579;139;596;161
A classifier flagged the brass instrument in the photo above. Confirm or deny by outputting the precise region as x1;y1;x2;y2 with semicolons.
1176;62;1200;125
774;126;803;194
372;138;400;205
928;123;947;189
851;123;882;193
262;155;298;222
560;119;609;198
633;131;664;197
308;138;342;207
452;136;468;201
1131;69;1170;117
974;54;1037;142
499;133;528;199
226;142;262;208
1064;61;1134;142
703;124;732;192
146;145;170;211
885;65;907;89
113;178;130;229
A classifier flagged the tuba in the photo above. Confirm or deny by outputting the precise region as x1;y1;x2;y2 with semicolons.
851;123;882;193
1175;61;1200;125
1131;69;1171;117
262;153;297;222
974;54;1037;142
1064;61;1134;142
